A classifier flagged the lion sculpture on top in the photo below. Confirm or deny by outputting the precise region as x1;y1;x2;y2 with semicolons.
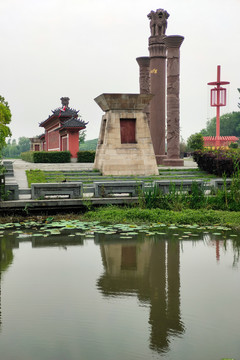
147;9;170;37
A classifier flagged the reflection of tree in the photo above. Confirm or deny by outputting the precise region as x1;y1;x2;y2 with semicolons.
0;237;14;331
97;237;184;354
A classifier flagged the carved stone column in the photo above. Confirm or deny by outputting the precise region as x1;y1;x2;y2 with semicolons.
148;37;167;165
163;35;184;166
136;57;150;124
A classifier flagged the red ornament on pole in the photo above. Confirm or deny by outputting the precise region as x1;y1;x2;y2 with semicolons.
207;65;230;146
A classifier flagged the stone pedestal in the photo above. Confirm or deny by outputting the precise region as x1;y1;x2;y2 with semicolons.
148;37;167;165
163;35;184;167
93;94;158;176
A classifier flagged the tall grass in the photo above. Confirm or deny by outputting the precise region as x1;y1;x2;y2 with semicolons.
139;181;206;210
139;172;240;211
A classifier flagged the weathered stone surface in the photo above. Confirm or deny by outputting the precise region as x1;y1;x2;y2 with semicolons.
147;10;168;165
154;179;203;193
31;182;83;199
94;94;158;176
5;183;19;200
163;35;184;166
136;57;150;94
94;93;153;112
147;8;169;37
148;53;167;164
94;181;143;197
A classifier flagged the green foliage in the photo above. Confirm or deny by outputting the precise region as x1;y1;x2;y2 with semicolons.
21;151;71;163
77;150;95;163
193;148;240;176
0;174;5;201
2;137;30;158
187;133;204;151
200;111;240;137
229;142;238;149
18;137;31;152
20;151;35;162
0;96;12;154
180;138;187;157
82;206;240;230
79;129;86;144
139;181;206;211
0;237;14;272
80;138;98;151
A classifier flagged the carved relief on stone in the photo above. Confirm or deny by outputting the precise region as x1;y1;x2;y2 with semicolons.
167;58;179;76
139;70;150;93
147;9;169;37
167;76;179;96
148;42;167;57
167;117;180;158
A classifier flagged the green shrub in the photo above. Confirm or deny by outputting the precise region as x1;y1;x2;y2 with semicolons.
193;149;240;176
21;151;34;162
21;151;71;163
187;133;204;151
229;142;238;149
77;151;95;163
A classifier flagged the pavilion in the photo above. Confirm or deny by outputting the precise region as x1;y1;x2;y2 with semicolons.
37;97;87;159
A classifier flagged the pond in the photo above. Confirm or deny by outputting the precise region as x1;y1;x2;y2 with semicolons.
0;220;240;360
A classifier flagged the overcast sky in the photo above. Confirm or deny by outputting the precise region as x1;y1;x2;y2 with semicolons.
1;0;240;142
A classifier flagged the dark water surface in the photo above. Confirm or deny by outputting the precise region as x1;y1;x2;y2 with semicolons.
0;227;240;360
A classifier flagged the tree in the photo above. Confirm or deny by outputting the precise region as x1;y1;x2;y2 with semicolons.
79;129;86;145
179;136;187;158
0;96;12;154
200;111;240;137
187;133;204;151
18;137;30;153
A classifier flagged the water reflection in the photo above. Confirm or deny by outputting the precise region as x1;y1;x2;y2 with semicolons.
0;227;239;358
97;235;184;354
0;236;15;331
0;233;84;332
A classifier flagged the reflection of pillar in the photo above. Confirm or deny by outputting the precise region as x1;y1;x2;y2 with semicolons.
97;238;184;354
148;241;169;352
216;241;220;262
148;39;167;165
136;57;150;125
167;241;184;333
163;35;184;166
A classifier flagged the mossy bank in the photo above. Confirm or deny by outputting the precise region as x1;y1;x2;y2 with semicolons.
0;207;240;231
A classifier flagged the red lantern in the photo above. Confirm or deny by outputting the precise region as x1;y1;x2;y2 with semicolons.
210;87;227;107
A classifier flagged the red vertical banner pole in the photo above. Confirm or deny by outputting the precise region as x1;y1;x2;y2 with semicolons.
207;66;229;148
216;66;221;146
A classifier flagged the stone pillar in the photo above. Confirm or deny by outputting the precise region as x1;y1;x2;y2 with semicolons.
148;35;167;165
136;57;150;124
163;35;184;166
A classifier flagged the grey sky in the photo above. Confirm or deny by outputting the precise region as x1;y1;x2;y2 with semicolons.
1;0;239;142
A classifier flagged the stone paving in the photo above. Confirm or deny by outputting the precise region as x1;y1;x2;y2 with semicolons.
9;159;95;189
9;158;196;188
1;158;198;208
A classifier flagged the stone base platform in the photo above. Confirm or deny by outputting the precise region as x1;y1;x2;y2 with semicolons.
156;155;167;165
163;158;184;167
